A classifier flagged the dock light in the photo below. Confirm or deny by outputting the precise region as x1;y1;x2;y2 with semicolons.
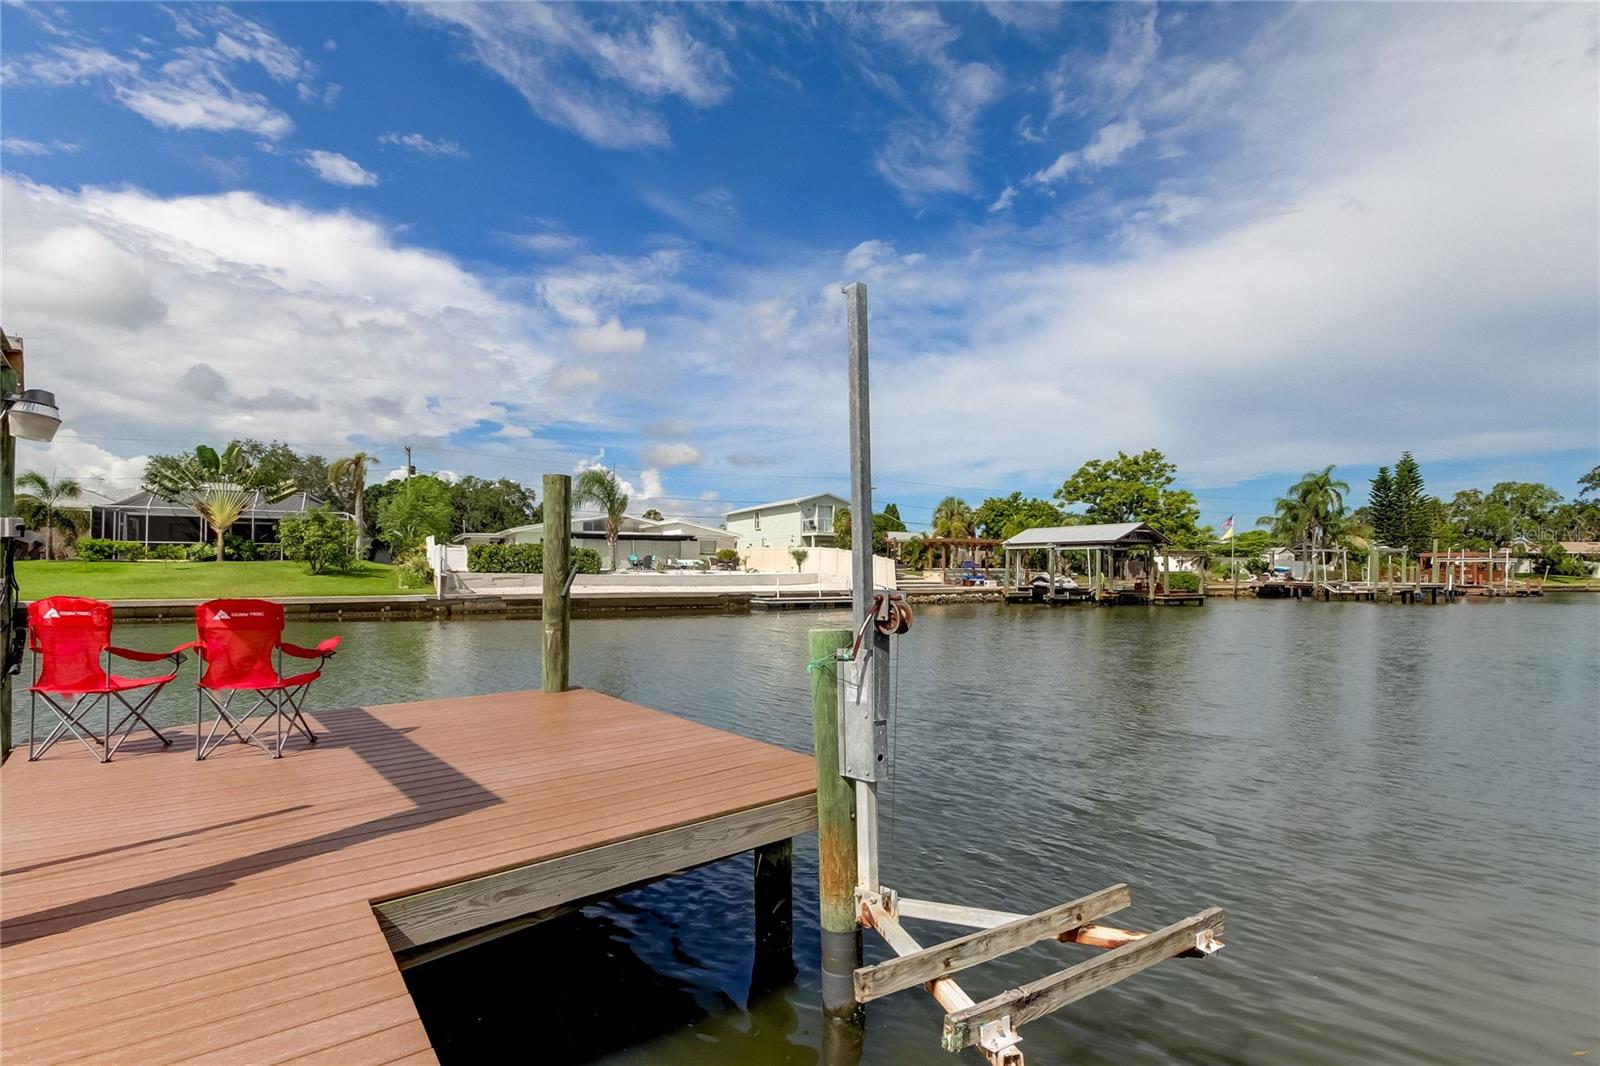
3;389;61;442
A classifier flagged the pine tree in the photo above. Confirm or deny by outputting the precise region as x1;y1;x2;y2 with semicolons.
1392;452;1430;553
1369;466;1398;546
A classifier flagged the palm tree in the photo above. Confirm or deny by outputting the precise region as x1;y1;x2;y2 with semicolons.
144;443;295;562
574;467;629;572
932;496;974;538
328;452;378;559
1258;466;1352;579
16;472;89;560
1258;466;1351;543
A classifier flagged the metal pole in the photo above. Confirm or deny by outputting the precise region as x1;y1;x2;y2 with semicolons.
541;474;571;693
843;280;887;895
0;351;15;762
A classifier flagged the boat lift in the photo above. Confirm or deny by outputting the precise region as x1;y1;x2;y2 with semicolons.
829;284;1225;1063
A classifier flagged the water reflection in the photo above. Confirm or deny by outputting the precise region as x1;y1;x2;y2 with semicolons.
11;596;1599;1063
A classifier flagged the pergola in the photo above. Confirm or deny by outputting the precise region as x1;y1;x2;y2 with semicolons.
916;536;1002;570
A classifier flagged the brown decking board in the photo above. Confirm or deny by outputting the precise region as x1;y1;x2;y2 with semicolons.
1;688;817;1065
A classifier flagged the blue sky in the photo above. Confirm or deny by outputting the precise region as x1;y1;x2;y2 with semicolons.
1;1;1595;531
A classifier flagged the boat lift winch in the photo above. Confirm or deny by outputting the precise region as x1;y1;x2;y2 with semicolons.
832;283;1226;1064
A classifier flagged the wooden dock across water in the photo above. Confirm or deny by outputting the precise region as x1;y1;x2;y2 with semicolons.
0;688;816;1064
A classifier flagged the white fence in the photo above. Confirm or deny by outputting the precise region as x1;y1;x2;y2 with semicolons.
740;546;896;589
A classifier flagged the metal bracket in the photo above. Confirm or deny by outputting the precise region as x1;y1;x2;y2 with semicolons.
0;517;24;540
979;1019;1023;1055
836;647;887;782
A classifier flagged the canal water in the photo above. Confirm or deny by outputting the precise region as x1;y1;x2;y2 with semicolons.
11;596;1598;1064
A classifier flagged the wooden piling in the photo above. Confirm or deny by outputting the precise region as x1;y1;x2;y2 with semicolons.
810;625;861;1019
752;838;796;993
541;473;570;693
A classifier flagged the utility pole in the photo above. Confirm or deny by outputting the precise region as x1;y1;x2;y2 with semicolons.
403;445;415;478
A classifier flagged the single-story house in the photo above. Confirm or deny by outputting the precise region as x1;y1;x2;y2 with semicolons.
1558;541;1600;576
91;490;326;548
457;513;735;569
724;493;847;551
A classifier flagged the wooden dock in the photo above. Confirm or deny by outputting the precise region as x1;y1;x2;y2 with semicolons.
0;688;816;1064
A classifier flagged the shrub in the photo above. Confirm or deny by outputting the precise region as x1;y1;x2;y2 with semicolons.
186;542;216;563
280;508;358;574
397;549;433;589
900;536;927;570
146;544;188;561
468;542;602;575
1163;571;1202;592
223;533;262;561
469;542;542;573
790;548;809;571
74;538;146;562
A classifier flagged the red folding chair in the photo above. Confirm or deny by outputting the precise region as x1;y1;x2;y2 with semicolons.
193;599;340;760
27;596;187;762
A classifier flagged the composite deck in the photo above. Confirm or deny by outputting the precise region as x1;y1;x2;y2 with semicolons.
0;688;817;1064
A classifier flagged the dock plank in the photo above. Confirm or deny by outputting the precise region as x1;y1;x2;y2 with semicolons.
1;688;816;1064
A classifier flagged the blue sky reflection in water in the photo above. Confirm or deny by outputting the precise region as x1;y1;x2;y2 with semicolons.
19;598;1598;1064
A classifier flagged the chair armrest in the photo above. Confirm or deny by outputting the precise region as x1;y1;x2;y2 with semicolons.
110;642;194;663
280;636;341;659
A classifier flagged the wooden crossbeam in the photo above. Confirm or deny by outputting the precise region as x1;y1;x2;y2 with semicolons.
894;897;1200;956
854;884;1131;1004
942;907;1225;1052
865;903;1023;1066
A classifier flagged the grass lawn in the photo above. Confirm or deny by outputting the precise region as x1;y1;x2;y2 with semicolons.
17;560;410;601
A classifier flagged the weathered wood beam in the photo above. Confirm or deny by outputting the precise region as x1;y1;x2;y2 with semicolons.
942;907;1225;1052
865;903;1023;1066
373;793;816;951
854;884;1131;1004
896;897;1207;956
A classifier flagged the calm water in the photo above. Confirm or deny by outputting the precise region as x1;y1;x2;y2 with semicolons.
13;597;1599;1064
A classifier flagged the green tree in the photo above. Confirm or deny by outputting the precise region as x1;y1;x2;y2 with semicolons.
881;503;902;526
878;503;906;533
1259;466;1351;546
1368;467;1398;545
448;476;538;535
1056;449;1206;546
144;443;295;562
931;496;974;538
974;492;1066;539
1579;465;1600;498
235;439;330;495
574;467;629;571
642;508;664;521
377;475;454;555
15;472;89;560
790;547;809;571
328;452;378;559
1391;452;1434;552
832;507;895;554
279;507;357;574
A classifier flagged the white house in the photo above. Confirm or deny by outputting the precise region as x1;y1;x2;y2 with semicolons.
723;493;848;551
456;513;735;568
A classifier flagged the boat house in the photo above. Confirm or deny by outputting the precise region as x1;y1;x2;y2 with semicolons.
1001;521;1206;605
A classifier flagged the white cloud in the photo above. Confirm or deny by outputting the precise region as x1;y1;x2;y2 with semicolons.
300;150;379;187
571;318;646;355
641;442;702;468
1;137;80;156
379;131;470;159
416;3;731;150
1027;119;1145;186
2;176;557;476
858;7;1004;202
988;184;1017;213
1;45;138;86
2;8;315;139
